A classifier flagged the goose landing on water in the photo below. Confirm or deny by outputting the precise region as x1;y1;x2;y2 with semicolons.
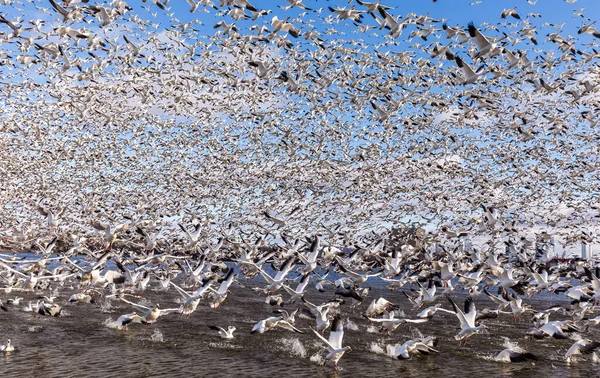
447;296;486;346
495;346;537;363
311;315;351;370
251;315;304;334
387;336;439;360
566;339;600;364
209;325;236;340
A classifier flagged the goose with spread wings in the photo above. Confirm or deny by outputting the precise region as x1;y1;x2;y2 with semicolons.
251;315;304;334
121;297;179;324
209;325;236;339
366;310;428;333
447;296;486;346
172;277;216;316
312;315;352;370
209;268;236;309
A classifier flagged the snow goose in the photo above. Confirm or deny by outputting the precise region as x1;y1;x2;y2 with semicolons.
328;5;363;23
454;55;487;85
297;236;320;275
209;325;236;340
172;277;216;317
247;256;295;294
577;21;600;38
356;0;393;14
447;296;486;346
366;310;428;333
0;339;14;352
467;22;501;59
405;279;439;308
274;309;299;324
251;315;304;334
115;312;147;330
495;346;537;363
375;7;407;38
35;205;65;229
69;292;96;304
365;297;396;317
416;304;456;319
336;261;381;285
502;290;532;322
270;16;300;38
281;274;310;304
209;268;235;309
500;7;521;20
90;221;128;250
302;298;340;332
120;298;178;324
566;339;600;363
136;227;161;253
388;336;438;360
528;320;580;339
37;302;62;317
311;315;351;370
178;223;202;252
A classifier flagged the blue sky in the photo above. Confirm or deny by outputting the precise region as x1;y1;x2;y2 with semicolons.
153;0;599;39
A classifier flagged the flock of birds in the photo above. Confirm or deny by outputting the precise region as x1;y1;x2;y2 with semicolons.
0;0;599;373
0;0;598;247
1;223;600;370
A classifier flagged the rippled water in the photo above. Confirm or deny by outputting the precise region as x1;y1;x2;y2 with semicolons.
1;273;600;377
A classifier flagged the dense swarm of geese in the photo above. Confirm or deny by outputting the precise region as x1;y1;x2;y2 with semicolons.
0;0;600;372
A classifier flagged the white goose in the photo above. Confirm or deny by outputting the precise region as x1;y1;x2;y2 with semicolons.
387;336;438;360
467;22;502;59
115;312;146;330
366;310;428;333
447;296;486;346
172;278;216;317
311;315;352;370
454;55;487;85
120;298;179;324
281;274;310;303
209;268;235;309
247;256;295;294
251;315;304;334
297;236;320;275
209;325;236;340
566;339;600;363
495;346;537;363
0;339;15;352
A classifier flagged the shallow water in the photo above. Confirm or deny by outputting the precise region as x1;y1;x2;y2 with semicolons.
0;270;599;377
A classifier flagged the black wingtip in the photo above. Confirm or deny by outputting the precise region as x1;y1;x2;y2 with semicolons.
331;315;343;332
467;22;477;37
